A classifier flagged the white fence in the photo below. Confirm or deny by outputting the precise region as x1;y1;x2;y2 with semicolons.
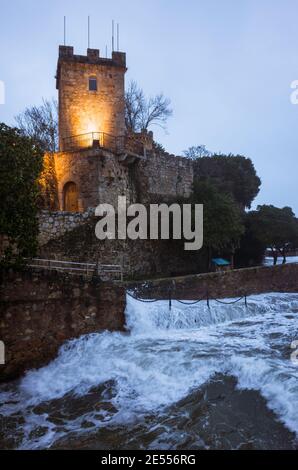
27;258;123;281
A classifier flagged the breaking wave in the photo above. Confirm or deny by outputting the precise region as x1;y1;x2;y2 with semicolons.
0;292;297;449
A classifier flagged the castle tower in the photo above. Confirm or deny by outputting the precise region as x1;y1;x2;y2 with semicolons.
56;46;127;152
53;45;141;212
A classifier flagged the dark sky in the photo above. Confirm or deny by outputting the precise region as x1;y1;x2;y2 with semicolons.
0;0;297;214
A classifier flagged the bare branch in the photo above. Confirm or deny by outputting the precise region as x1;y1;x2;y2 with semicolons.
125;81;172;133
183;145;212;159
15;98;58;152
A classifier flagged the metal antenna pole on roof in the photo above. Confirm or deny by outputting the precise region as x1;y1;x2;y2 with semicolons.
88;16;90;48
64;16;66;45
117;23;119;51
112;20;115;51
105;45;108;58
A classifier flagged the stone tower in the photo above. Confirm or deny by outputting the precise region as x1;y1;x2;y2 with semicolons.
48;45;191;214
53;45;141;212
56;46;127;151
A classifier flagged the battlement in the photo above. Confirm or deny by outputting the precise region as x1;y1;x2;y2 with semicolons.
57;45;126;74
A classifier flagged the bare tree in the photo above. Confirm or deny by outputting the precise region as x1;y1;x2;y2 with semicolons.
125;81;172;133
15;98;58;153
183;145;212;159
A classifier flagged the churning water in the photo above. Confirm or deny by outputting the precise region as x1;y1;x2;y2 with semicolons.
0;292;298;449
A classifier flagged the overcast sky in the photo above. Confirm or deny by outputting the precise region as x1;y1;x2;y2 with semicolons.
0;0;297;214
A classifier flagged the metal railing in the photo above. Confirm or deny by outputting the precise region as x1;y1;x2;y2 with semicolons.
62;131;145;156
62;132;125;154
27;258;124;281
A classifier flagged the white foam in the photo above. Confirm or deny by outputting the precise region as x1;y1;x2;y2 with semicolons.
0;292;297;448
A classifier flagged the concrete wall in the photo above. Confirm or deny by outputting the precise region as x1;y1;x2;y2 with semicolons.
0;270;126;382
130;263;298;300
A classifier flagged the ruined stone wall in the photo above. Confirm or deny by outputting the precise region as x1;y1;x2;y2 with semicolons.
42;148;193;212
0;270;126;381
38;208;95;245
54;148;135;211
136;151;193;203
57;46;126;150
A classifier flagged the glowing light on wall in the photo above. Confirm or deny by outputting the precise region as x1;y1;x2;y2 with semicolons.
86;120;99;134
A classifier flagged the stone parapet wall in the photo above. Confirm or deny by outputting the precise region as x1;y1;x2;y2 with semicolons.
129;263;298;300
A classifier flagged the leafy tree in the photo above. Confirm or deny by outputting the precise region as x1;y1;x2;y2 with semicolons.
125;81;172;133
193;154;261;209
234;212;267;268
248;205;298;264
0;123;43;267
190;180;245;269
15;98;58;152
183;145;211;159
153;141;166;154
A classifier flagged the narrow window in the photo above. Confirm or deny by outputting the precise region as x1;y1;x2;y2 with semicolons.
89;76;97;91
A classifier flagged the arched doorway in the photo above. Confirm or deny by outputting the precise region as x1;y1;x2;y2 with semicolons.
63;182;79;212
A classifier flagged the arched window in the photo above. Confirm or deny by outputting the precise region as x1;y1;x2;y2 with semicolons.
89;76;97;91
63;182;78;212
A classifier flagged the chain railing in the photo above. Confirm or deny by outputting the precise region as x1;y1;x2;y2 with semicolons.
127;289;248;310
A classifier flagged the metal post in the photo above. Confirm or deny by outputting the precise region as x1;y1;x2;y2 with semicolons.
120;254;124;282
207;290;210;309
169;290;172;311
64;16;66;46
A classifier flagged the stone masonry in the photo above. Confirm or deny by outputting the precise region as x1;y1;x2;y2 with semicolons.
130;262;298;300
54;147;136;211
42;45;194;213
57;46;126;150
0;269;126;381
38;208;95;245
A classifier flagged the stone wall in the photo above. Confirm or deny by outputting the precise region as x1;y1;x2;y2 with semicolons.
136;150;193;203
38;208;95;245
57;46;126;150
130;263;298;300
0;269;126;382
54;147;136;211
38;215;202;279
1;263;296;382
